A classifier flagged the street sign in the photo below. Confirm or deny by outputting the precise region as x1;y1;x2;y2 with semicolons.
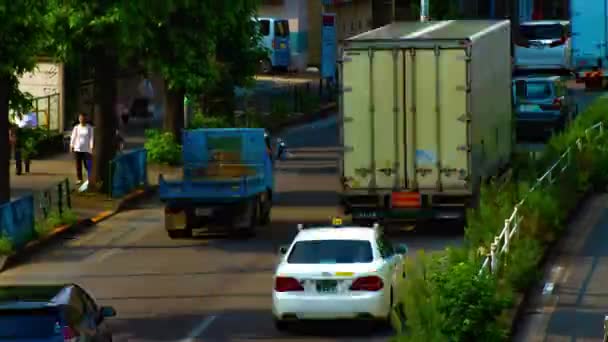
321;13;337;80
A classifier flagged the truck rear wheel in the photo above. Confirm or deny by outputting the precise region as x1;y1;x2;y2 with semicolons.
168;229;192;239
259;190;272;225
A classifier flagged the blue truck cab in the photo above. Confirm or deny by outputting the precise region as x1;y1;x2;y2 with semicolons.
159;128;286;238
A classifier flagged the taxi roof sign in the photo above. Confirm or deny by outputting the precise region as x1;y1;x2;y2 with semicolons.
331;217;343;226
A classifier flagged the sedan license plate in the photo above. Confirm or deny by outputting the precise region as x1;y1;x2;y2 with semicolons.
195;208;212;217
519;104;541;112
316;280;338;293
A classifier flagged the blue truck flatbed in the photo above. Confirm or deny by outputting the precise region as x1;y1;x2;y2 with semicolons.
159;128;281;238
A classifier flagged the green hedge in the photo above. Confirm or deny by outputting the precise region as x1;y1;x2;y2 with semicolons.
394;98;608;341
18;127;64;159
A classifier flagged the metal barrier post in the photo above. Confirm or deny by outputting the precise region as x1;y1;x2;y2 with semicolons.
108;160;114;199
490;241;497;274
65;179;71;209
57;182;63;216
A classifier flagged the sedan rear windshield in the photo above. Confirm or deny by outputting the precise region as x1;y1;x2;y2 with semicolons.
0;309;61;338
520;24;563;40
287;240;373;264
523;82;553;100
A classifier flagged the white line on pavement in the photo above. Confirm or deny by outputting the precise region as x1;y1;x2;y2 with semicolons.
180;315;217;342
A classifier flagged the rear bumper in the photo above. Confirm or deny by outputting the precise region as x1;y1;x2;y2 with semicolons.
341;191;471;223
272;290;388;320
164;200;253;231
516;116;563;139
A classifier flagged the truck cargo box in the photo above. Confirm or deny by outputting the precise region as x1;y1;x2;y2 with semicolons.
339;20;512;221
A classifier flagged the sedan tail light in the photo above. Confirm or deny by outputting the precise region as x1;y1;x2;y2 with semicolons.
549;36;567;47
275;277;304;292
515;39;530;48
63;326;79;341
540;97;563;110
350;276;384;291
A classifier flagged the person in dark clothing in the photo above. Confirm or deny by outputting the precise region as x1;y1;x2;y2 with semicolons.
9;125;31;175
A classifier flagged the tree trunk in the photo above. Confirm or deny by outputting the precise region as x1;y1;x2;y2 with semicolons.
0;75;10;204
90;53;118;194
163;84;185;144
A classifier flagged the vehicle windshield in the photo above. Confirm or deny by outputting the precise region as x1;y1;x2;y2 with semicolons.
274;20;290;37
287;240;373;264
520;24;563;40
524;82;553;100
0;310;61;338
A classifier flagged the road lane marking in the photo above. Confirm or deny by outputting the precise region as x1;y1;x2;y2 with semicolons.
180;315;217;342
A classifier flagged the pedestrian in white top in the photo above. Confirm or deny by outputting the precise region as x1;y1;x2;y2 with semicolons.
70;113;94;184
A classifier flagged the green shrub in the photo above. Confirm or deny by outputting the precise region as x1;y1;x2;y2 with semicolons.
397;250;446;342
189;112;232;129
35;209;78;238
0;236;14;255
503;238;543;292
144;129;182;165
395;97;608;341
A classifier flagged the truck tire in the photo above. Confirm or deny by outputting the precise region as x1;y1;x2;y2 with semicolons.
168;229;191;239
259;190;272;225
237;198;258;238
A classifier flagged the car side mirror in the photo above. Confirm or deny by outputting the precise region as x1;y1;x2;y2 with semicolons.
279;245;289;255
395;244;408;254
100;306;117;318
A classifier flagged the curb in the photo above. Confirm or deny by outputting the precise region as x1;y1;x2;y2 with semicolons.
270;102;337;133
0;186;157;272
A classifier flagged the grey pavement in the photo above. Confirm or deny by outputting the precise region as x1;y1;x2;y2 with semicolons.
513;194;608;342
0;115;463;342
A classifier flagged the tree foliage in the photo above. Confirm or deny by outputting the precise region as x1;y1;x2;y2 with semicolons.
0;1;53;203
48;0;154;192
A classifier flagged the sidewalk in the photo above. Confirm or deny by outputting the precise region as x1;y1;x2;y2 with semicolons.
513;194;608;341
10;116;158;219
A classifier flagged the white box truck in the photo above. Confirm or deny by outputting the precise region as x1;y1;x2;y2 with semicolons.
339;20;513;225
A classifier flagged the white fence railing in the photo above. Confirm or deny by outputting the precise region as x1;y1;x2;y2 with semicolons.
479;122;604;275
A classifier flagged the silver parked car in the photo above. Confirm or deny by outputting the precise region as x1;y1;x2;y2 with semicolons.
514;21;571;71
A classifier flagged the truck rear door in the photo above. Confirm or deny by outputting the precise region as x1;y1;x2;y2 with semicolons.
342;49;405;191
404;48;469;192
571;0;607;69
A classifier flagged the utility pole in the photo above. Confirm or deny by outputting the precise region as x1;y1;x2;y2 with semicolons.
420;0;429;21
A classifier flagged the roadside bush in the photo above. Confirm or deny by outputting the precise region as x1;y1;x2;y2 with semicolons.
144;129;182;165
18;127;64;158
189;112;232;129
35;209;78;238
503;238;543;292
0;236;14;255
394;97;608;341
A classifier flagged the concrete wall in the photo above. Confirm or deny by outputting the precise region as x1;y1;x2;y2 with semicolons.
18;60;65;131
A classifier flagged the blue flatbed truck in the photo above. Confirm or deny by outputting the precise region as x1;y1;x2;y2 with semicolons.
159;128;286;238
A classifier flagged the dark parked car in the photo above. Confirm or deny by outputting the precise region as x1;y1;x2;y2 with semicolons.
0;284;116;341
513;75;577;141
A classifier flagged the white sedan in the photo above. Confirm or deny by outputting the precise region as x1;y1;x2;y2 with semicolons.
271;220;408;331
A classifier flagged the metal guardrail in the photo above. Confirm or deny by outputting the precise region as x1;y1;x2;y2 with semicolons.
34;178;72;221
109;148;148;198
479;122;604;275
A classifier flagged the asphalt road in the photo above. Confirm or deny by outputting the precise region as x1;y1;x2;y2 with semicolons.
0;118;463;342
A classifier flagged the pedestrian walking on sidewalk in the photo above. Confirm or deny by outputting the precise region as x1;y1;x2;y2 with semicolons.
70;113;94;184
9;125;31;175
